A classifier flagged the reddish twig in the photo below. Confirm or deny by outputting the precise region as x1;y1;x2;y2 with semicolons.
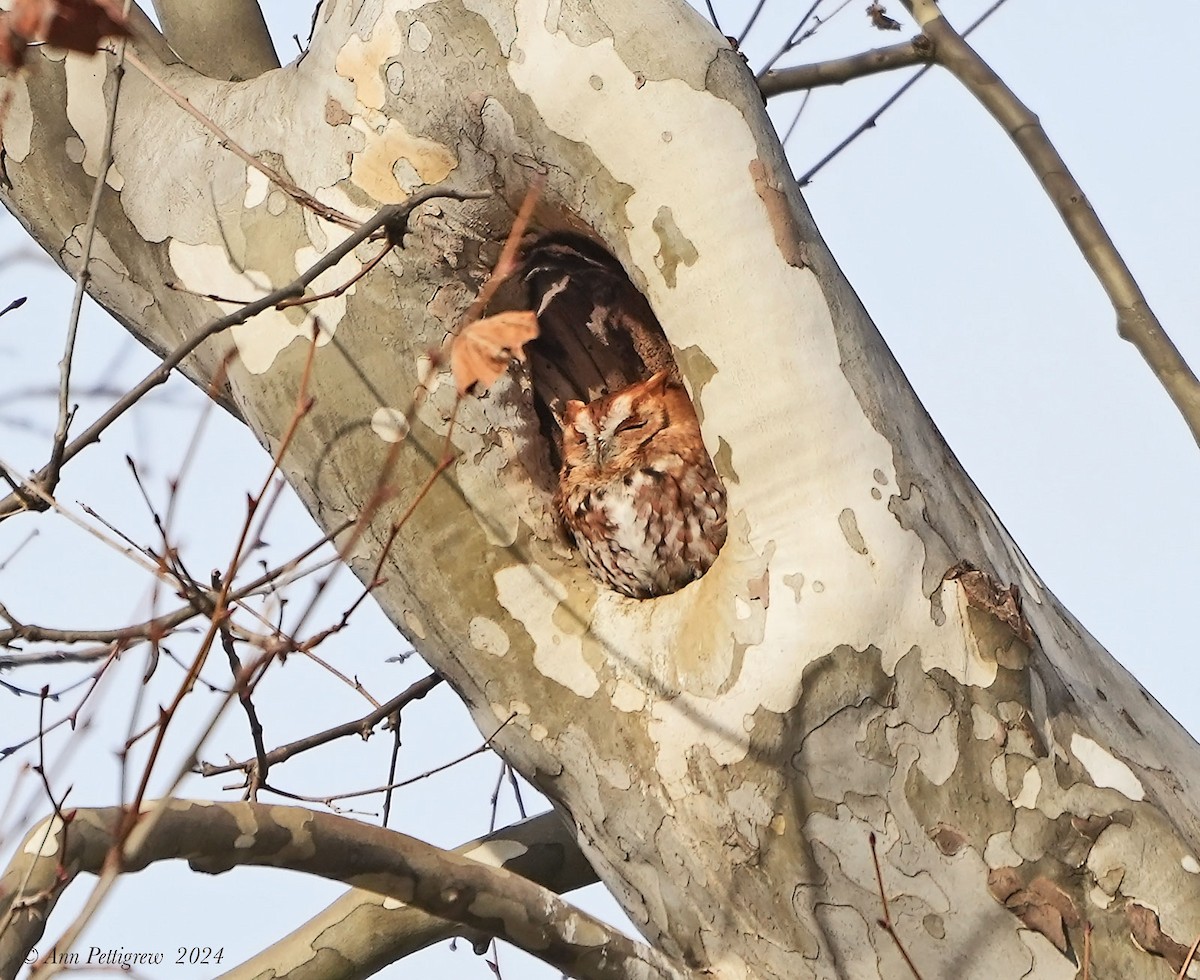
869;831;924;979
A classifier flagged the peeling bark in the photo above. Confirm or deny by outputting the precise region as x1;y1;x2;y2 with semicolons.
3;2;1200;978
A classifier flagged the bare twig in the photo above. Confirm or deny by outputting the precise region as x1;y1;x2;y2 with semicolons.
869;832;924;979
737;0;771;45
381;696;405;827
123;49;359;230
780;90;812;146
276;241;393;309
1177;933;1200;980
760;36;932;97
757;0;857;77
701;0;723;35
1083;921;1091;980
798;0;1008;185
47;34;131;502
0;186;488;520
261;712;516;807
196;673;442;778
902;0;1200;446
0;518;353;661
218;625;269;796
756;1;823;77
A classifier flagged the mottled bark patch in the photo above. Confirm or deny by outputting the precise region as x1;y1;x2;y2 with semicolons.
749;159;808;269
988;869;1080;956
1127;902;1192;973
650;206;697;287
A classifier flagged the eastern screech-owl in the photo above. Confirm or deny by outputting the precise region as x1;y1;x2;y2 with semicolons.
556;371;728;599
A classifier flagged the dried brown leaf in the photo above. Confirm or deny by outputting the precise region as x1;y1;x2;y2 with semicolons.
867;2;902;31
450;310;539;396
1;0;130;70
944;560;1033;644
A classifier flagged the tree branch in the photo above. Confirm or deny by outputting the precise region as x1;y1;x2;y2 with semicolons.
195;673;443;779
902;0;1200;446
0;519;352;661
2;803;672;980
149;0;279;80
0;187;488;521
759;36;932;97
46;30;132;505
219;810;599;980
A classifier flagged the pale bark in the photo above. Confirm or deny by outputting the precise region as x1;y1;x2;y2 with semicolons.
2;2;1199;979
150;0;279;80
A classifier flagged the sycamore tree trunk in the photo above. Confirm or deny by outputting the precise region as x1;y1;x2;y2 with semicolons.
4;1;1200;977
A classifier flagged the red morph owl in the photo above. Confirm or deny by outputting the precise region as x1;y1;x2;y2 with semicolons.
556;371;727;598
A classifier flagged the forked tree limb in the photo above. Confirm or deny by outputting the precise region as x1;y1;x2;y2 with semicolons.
759;36;932;97
218;809;600;980
0;803;658;980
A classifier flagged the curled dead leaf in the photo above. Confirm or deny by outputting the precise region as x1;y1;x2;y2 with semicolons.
944;560;1033;644
867;2;902;31
450;310;539;396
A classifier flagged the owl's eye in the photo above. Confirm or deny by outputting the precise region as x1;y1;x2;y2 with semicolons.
615;418;648;434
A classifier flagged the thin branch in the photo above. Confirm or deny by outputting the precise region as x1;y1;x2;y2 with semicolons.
869;832;924;979
1083;922;1091;980
275;240;393;309
123;49;358;229
756;1;824;77
1177;933;1200;980
196;673;442;778
0;603;194;650
903;0;1200;446
260;712;515;807
218;626;269;796
46;31;132;501
381;696;405;827
0;518;353;660
0;186;488;520
798;0;1008;185
760;36;932;97
780;90;812;146
737;0;771;46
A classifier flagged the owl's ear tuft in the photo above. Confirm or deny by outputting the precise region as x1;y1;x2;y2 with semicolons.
643;371;671;395
562;400;586;426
